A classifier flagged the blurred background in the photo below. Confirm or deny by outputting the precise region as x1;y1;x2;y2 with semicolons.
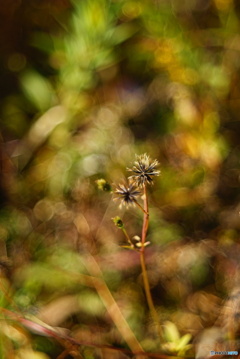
1;0;240;357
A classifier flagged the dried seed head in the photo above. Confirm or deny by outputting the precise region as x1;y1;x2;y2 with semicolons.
127;153;160;187
113;182;141;208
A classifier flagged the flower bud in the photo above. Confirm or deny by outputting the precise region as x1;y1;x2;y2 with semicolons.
96;179;111;192
112;216;124;229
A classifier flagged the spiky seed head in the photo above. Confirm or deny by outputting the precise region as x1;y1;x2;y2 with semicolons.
113;182;141;208
127;153;160;187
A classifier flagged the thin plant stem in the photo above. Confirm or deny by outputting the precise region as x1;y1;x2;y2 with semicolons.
140;251;163;339
122;227;134;248
133;198;149;215
141;184;149;245
83;254;146;359
1;307;186;359
140;184;163;340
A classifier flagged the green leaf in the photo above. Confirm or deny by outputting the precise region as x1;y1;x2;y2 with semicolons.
176;333;192;351
20;70;55;111
30;32;54;54
163;321;180;343
107;23;138;45
78;290;104;316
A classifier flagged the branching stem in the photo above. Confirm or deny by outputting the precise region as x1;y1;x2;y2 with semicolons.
133;198;149;215
122;227;134;248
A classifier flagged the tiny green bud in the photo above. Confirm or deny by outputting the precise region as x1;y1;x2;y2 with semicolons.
112;216;124;229
96;179;112;192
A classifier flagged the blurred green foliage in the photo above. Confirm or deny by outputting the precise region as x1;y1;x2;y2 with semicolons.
1;0;240;357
